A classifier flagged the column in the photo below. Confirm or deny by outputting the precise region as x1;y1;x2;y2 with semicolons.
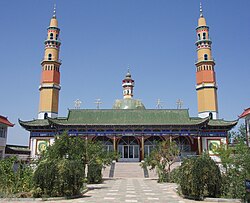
141;136;144;161
197;136;201;155
113;136;116;152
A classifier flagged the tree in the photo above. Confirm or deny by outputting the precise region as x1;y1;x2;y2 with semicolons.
229;124;246;143
143;140;179;182
85;141;117;183
217;141;250;199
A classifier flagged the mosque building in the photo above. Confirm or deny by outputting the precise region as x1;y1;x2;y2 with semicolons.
19;4;237;161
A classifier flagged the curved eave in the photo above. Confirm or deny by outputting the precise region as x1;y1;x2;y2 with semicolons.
0;116;14;127
18;119;51;131
207;120;238;130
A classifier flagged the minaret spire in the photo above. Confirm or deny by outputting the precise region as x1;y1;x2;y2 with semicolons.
200;2;203;17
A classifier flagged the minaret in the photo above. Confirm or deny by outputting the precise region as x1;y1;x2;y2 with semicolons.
195;3;218;119
38;5;62;119
122;69;134;99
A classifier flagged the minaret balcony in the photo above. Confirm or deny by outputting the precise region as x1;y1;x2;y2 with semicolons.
44;39;61;45
195;39;212;46
196;25;209;30
41;58;62;64
195;57;215;65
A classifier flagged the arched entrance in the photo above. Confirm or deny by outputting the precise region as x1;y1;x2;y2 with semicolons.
144;136;163;158
93;136;113;152
118;136;139;162
173;136;192;157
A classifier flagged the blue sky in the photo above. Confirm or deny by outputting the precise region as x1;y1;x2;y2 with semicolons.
1;0;250;145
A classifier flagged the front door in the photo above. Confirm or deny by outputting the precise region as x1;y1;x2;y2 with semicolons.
118;136;140;162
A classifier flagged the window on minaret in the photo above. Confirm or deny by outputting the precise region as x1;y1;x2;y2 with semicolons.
203;33;206;39
204;54;208;60
48;54;52;60
198;34;201;40
56;34;58;40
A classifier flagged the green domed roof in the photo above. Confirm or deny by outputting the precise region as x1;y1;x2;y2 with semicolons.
112;98;146;110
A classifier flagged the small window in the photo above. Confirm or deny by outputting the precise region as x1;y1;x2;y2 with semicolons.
198;34;201;40
204;54;208;60
48;54;52;60
50;33;53;39
203;32;206;39
56;34;58;40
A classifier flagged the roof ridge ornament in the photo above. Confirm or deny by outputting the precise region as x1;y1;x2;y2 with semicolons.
176;99;184;109
95;99;102;109
156;99;164;109
200;2;203;17
74;99;82;109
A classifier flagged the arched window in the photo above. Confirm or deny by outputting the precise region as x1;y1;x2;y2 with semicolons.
48;54;52;60
44;112;48;119
204;54;208;60
56;34;58;40
209;112;213;119
203;32;206;39
198;34;201;40
50;33;53;39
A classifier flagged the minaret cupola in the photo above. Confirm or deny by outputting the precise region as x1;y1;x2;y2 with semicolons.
122;69;135;99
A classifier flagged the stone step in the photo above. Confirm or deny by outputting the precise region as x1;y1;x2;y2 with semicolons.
102;165;111;179
102;161;182;179
114;162;144;178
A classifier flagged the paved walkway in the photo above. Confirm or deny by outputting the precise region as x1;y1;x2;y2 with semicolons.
0;178;215;203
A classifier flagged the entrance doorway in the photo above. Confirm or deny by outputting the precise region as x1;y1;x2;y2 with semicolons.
118;136;139;162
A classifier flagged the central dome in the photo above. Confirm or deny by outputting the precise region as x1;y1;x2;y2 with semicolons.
112;98;146;110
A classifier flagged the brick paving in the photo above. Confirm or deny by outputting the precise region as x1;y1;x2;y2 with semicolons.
0;178;218;203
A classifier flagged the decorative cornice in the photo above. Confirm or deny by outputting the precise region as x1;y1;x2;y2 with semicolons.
196;83;217;90
39;83;61;90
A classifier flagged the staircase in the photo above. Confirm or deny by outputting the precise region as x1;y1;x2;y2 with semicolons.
114;162;144;178
102;161;181;179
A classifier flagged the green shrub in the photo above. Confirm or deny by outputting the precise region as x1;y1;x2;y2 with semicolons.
169;167;180;183
0;156;33;197
33;158;85;197
87;163;103;184
179;154;222;200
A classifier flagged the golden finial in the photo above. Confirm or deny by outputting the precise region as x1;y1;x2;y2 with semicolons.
53;4;56;18
200;2;203;17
